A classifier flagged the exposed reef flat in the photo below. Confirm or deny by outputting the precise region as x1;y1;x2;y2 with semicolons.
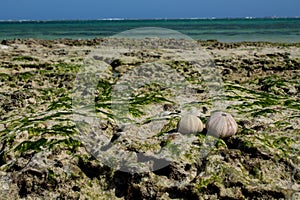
0;38;299;199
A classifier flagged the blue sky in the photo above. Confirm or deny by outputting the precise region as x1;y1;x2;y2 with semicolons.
0;0;299;20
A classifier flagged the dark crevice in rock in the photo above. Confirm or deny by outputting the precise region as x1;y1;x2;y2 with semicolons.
113;171;151;199
206;183;221;196
225;137;271;160
241;187;285;200
18;179;29;198
153;162;191;181
127;181;159;200
72;185;81;192
78;157;111;179
17;170;51;198
165;185;200;200
153;165;172;178
0;140;7;167
113;170;131;198
219;196;242;200
224;181;245;189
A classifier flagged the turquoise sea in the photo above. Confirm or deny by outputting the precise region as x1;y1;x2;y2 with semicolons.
0;18;300;42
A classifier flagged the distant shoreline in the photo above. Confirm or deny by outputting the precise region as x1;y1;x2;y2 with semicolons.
1;17;300;22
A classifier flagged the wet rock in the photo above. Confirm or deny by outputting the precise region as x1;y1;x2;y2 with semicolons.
0;124;5;132
0;38;299;199
78;157;111;179
153;161;195;181
1;40;8;45
27;97;36;104
127;179;159;200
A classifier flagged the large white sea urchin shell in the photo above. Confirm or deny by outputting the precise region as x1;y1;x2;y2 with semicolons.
206;111;238;138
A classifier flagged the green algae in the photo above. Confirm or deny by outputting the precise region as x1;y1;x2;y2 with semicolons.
47;96;72;111
273;120;291;129
129;94;171;118
254;133;299;159
47;169;58;186
225;82;299;119
1;72;78;157
17;71;37;81
0;39;299;199
15;138;48;153
26;124;76;139
196;159;225;192
250;108;278;117
284;100;300;110
164;143;181;157
12;56;39;62
158;116;179;136
48;138;81;152
215;139;227;149
97;82;174;121
15;137;81;155
95;80;112;102
0;73;11;81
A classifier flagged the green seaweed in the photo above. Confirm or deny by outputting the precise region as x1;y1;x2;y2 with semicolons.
17;71;36;81
47;169;58;186
197;178;214;192
158;116;179;135
0;73;11;81
254;134;298;158
15;138;48;153
12;135;82;154
128;106;144;118
250;108;278;117
273;136;295;147
50;124;76;136
18;111;73;128
259;75;287;88
95;80;112;102
48;138;81;152
12;56;39;62
94;108;114;119
284;100;300;110
26;124;76;138
273;121;291;129
215;139;227;149
226;84;280;99
47;96;72;111
165;143;181;157
27;126;44;138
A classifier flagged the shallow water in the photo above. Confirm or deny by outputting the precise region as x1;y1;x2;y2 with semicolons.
0;18;300;42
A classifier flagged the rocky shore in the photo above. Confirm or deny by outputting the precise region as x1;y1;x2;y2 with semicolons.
0;38;299;199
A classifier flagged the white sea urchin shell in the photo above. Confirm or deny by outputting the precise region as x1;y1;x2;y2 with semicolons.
177;114;203;134
206;111;238;138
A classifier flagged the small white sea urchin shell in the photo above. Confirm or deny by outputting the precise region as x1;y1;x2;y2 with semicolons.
177;114;204;134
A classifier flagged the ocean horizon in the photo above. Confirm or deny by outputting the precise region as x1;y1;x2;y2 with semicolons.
0;18;300;43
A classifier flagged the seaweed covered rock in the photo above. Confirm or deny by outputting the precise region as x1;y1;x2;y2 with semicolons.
0;38;299;199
